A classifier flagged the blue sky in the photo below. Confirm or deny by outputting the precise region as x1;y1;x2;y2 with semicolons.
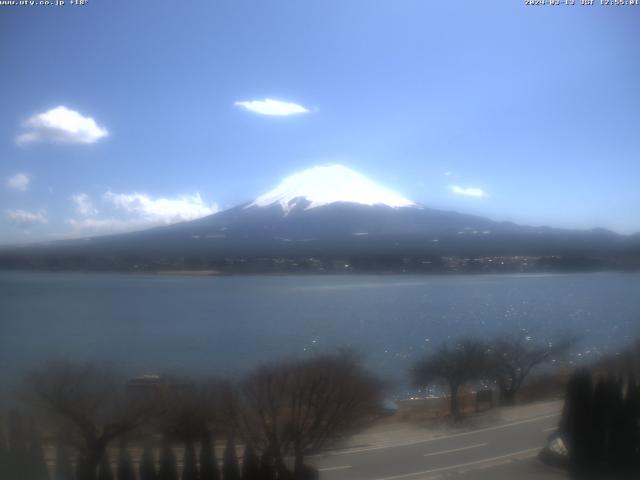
1;1;639;244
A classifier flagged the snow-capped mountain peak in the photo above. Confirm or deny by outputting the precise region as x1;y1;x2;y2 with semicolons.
248;164;417;213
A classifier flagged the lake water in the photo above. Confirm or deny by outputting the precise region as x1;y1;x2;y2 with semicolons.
1;271;639;391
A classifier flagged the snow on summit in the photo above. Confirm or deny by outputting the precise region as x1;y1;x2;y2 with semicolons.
249;165;417;213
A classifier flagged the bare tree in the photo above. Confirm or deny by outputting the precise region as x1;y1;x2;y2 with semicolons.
156;383;204;443
157;378;231;443
412;340;489;420
237;352;384;478
25;362;157;480
488;333;574;405
285;353;384;473
593;339;640;377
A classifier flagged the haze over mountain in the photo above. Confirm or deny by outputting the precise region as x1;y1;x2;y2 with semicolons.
1;165;638;273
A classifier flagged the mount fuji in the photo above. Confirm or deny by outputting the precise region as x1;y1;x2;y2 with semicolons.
247;164;417;213
1;165;638;272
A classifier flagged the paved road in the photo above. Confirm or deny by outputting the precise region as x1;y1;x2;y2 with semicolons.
310;412;566;480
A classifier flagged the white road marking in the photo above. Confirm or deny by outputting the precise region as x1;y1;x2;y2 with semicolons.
317;412;560;456
318;465;352;472
374;447;541;480
423;442;488;457
542;426;557;432
453;450;540;476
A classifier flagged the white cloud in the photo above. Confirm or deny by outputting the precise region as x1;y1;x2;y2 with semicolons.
16;106;109;145
5;209;48;226
449;185;487;198
234;98;309;116
104;191;218;224
71;193;98;216
7;173;30;192
64;190;219;236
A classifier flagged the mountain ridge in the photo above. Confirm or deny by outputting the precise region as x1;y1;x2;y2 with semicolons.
1;165;639;272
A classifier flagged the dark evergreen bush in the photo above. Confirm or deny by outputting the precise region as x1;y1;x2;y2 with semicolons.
53;441;74;480
75;453;91;480
158;440;178;480
0;422;9;480
293;464;318;480
634;381;640;470
98;453;114;480
562;370;640;478
139;442;157;480
181;440;198;480
589;377;608;471
240;445;259;480
198;433;219;480
620;377;639;473
562;369;593;477
257;451;276;480
605;377;625;473
222;438;240;480
27;419;50;480
116;444;136;480
7;411;29;479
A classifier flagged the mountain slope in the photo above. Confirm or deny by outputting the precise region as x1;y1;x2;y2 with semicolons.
1;165;638;271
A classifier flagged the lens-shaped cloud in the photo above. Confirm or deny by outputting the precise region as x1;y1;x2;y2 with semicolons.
449;185;487;198
234;98;309;116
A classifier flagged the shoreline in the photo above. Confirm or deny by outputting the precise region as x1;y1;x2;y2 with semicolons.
0;268;638;279
152;269;223;276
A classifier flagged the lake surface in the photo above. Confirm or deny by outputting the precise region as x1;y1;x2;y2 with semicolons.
1;271;639;391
